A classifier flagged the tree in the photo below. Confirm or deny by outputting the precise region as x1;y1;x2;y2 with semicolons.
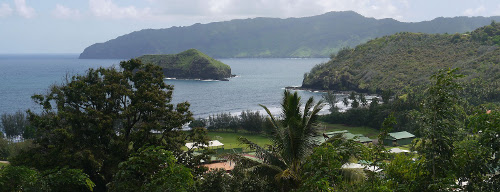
0;166;40;192
359;93;368;107
11;59;194;191
108;146;193;192
239;110;265;133
342;97;350;108
299;135;367;191
381;89;392;104
349;91;359;108
466;109;500;190
195;169;231;192
415;68;465;189
0;166;95;192
1;111;29;140
322;90;339;112
237;90;324;191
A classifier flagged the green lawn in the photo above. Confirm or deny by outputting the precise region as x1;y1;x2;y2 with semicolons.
207;132;272;149
0;162;8;168
187;123;379;152
318;122;381;139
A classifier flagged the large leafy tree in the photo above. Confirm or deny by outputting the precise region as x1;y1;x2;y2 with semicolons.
238;90;324;191
11;59;193;191
414;68;465;190
108;146;193;192
0;111;30;140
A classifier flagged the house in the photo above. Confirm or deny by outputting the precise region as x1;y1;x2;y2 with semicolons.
313;130;372;145
384;131;415;146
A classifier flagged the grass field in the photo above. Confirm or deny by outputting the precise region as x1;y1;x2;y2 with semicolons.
203;123;380;150
207;132;272;149
317;122;381;139
0;161;9;168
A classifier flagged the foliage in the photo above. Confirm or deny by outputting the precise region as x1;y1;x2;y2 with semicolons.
137;49;231;80
10;59;195;191
195;168;231;192
322;90;339;112
0;139;35;161
80;12;500;59
239;110;266;133
302;23;500;98
299;136;367;191
466;109;500;190
189;118;207;128
207;113;239;132
42;168;96;192
0;166;94;192
417;68;465;181
382;154;429;191
236;90;324;191
1;111;30;140
108;146;193;192
0;166;40;192
206;111;267;133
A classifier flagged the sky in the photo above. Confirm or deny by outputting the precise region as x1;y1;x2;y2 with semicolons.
1;0;499;54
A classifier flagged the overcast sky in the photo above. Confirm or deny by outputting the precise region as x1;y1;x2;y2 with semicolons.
1;0;500;54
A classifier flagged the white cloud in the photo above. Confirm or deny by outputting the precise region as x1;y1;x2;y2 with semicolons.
14;0;35;18
52;4;81;19
149;0;406;22
464;5;486;16
89;0;152;19
0;3;13;17
494;4;500;15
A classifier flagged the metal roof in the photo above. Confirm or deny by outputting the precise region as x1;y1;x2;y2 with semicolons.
314;130;372;144
388;131;415;140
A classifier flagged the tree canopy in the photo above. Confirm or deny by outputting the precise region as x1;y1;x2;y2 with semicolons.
11;59;194;191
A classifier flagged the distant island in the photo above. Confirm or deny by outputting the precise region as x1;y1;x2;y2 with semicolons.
301;22;500;93
79;11;500;59
137;49;232;81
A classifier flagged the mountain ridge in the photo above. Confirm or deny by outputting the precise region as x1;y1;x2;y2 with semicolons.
301;23;500;95
79;11;500;59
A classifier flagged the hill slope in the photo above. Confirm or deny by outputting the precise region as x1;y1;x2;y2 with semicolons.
79;11;500;59
137;49;231;80
301;23;500;93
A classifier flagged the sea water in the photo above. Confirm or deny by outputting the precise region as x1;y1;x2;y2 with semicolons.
0;54;341;118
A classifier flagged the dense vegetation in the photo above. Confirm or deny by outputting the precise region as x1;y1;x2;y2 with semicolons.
79;11;500;59
0;60;211;191
0;66;499;191
137;49;232;80
2;21;500;192
302;22;500;97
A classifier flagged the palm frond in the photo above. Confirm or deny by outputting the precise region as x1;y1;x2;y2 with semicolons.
238;136;287;169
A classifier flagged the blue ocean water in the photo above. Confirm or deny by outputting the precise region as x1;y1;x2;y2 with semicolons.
0;54;332;118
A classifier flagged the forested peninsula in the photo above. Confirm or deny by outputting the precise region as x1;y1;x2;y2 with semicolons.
137;49;232;80
302;22;500;96
79;11;500;59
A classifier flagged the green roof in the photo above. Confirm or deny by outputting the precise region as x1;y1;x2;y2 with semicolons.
315;130;372;144
388;131;415;140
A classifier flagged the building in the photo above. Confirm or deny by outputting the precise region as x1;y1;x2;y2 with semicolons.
384;131;415;146
313;130;373;145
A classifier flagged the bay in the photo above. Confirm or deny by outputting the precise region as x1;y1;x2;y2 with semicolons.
0;54;332;118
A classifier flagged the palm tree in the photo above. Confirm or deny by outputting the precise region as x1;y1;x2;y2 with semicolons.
238;90;324;191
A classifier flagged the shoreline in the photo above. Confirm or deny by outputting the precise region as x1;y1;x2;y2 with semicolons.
285;86;356;95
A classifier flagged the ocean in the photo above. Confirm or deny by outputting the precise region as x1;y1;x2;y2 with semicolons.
0;54;342;118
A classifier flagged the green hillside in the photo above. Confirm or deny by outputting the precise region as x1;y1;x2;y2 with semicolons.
79;11;500;59
302;23;500;94
137;49;231;80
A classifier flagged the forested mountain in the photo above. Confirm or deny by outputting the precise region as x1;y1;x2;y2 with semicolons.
79;11;500;59
301;22;500;95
